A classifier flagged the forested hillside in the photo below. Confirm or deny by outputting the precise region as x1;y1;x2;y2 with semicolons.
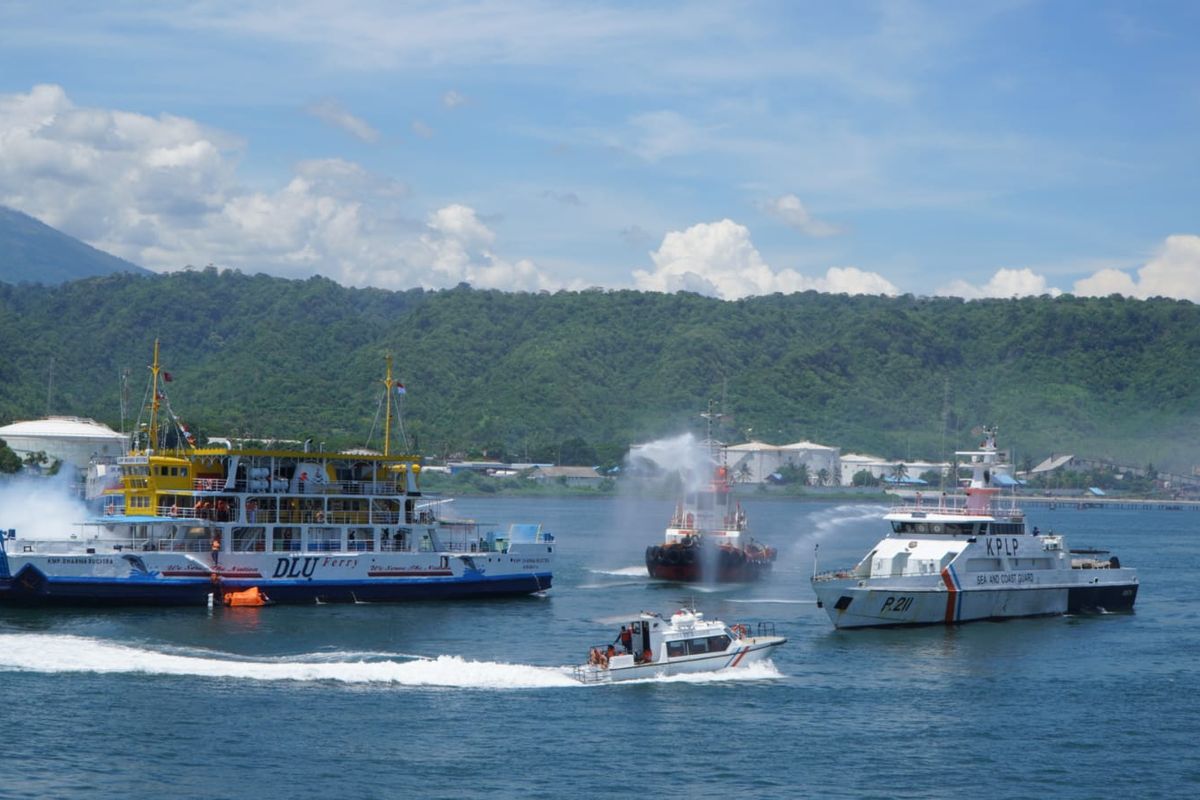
1;268;1197;471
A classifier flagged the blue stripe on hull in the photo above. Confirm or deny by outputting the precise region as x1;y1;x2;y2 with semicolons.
220;572;554;604
0;566;213;607
0;563;553;607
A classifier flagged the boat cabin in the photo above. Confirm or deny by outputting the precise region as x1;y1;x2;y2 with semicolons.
588;609;736;669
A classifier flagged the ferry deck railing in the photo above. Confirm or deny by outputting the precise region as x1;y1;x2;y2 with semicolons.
194;479;405;495
11;538;213;554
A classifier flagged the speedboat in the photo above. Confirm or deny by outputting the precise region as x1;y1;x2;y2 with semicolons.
572;607;785;683
811;426;1138;628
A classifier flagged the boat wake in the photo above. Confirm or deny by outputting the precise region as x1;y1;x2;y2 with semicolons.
0;634;578;689
0;633;786;689
725;597;815;605
587;566;649;577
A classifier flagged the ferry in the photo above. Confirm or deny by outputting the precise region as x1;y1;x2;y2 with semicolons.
0;343;554;606
572;607;785;683
644;408;776;582
811;427;1138;628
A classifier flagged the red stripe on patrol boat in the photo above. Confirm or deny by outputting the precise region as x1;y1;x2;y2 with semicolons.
941;568;958;623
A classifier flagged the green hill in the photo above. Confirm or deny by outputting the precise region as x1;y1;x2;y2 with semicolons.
0;268;1197;472
0;206;151;285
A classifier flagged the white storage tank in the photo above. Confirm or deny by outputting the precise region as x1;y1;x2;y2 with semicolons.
0;416;129;469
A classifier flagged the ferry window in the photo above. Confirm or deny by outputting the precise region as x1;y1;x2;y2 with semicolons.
966;558;1002;572
666;641;686;658
307;527;341;552
273;527;300;552
348;527;374;552
232;526;266;552
371;499;400;524
686;638;710;655
707;635;730;652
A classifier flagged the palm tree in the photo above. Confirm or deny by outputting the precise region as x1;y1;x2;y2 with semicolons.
817;468;830;487
795;463;811;486
890;462;909;483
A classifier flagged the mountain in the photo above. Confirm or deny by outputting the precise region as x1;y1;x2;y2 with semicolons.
0;206;152;285
0;269;1197;473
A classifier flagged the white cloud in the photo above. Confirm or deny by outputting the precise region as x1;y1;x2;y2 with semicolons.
305;98;380;143
936;267;1063;299
0;85;558;292
442;90;467;109
411;120;434;139
1074;235;1200;302
764;193;843;237
419;204;559;291
1072;267;1139;298
633;219;897;300
0;84;237;243
937;239;1200;302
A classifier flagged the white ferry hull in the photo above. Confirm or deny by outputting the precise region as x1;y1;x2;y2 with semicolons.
0;546;552;606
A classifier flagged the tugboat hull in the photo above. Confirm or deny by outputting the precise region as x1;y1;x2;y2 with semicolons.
645;543;774;583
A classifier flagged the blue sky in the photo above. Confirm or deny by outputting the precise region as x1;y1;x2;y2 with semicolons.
1;1;1197;300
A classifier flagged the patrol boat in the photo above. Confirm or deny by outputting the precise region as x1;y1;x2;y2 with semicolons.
644;408;776;582
811;427;1138;628
0;343;554;606
572;607;785;683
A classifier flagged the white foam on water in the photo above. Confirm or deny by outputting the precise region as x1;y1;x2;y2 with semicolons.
578;580;654;590
0;634;579;689
608;660;784;686
587;566;649;577
725;597;815;605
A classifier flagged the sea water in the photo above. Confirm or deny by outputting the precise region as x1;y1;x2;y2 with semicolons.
1;496;1197;799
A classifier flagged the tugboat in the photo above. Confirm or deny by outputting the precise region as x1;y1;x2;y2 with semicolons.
644;409;776;582
572;606;785;683
811;426;1138;628
0;342;554;606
